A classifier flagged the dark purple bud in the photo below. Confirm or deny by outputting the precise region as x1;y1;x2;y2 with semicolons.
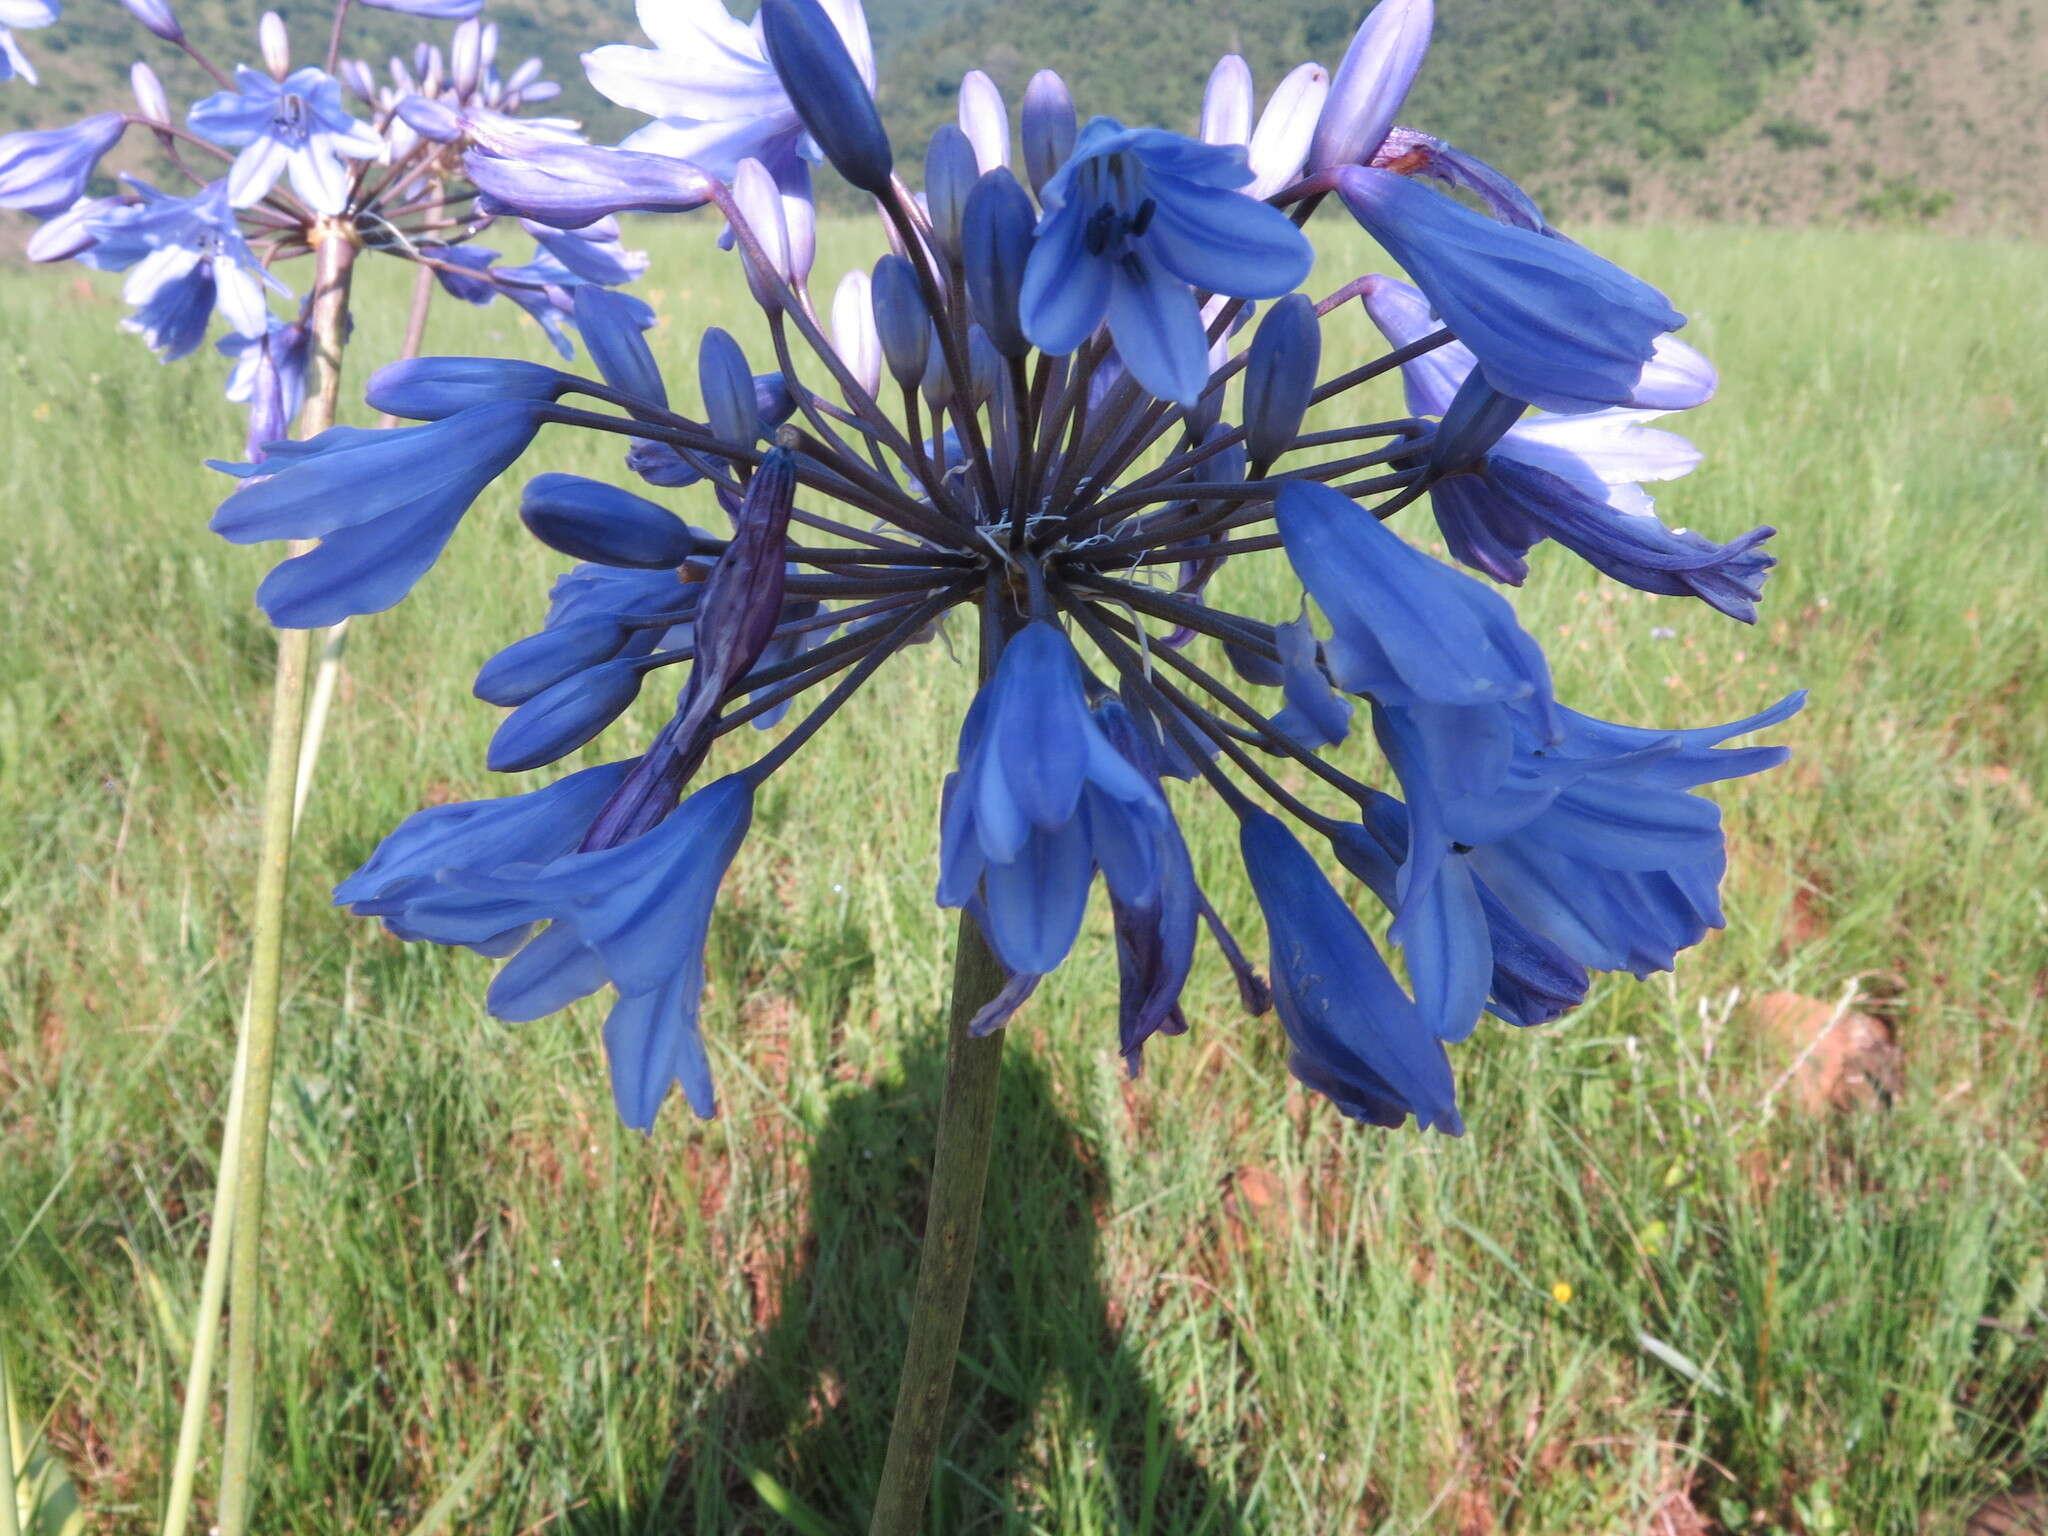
1020;70;1076;198
759;0;892;195
584;446;796;833
870;253;929;389
1243;292;1321;468
465;140;714;229
957;69;1009;172
698;328;758;446
521;473;698;569
1309;0;1432;171
121;0;184;42
1427;370;1527;476
962;167;1035;359
130;63;171;124
573;287;666;407
924;124;978;257
396;95;462;143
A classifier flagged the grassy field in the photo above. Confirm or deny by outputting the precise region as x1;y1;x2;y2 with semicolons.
2;217;2045;1535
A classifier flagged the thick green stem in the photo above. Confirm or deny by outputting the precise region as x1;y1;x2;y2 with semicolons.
214;222;359;1536
866;912;1009;1535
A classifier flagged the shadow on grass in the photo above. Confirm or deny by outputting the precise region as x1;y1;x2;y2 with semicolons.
585;1034;1243;1534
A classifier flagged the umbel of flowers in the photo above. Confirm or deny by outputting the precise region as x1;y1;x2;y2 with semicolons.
217;0;1798;1138
0;0;648;455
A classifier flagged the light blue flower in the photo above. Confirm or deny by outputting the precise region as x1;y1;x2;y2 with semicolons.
0;0;58;86
188;65;384;214
1019;118;1312;406
584;0;875;184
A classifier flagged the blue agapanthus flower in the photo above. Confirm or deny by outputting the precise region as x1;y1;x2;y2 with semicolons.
0;0;58;85
228;0;1799;1134
1;0;641;446
188;65;386;214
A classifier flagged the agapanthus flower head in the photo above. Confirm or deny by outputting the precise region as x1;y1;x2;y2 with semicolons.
231;0;1796;1133
6;0;646;444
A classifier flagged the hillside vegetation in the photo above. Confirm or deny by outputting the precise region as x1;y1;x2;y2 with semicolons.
6;0;2041;234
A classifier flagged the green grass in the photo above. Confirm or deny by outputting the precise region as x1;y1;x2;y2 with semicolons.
2;218;2045;1534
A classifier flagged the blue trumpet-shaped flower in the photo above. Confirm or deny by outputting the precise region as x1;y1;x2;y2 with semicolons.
89;181;284;358
1337;166;1684;414
939;622;1177;977
188;66;384;214
1273;478;1554;724
1361;273;1769;616
1241;809;1462;1134
354;772;758;1128
0;114;126;215
1020;118;1312;406
209;399;549;625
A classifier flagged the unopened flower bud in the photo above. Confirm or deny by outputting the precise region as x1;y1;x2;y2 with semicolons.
120;0;183;43
521;473;699;569
699;327;759;446
870;253;929;389
957;69;1009;172
1247;62;1328;198
962;167;1034;358
1019;70;1075;198
731;157;791;310
1201;55;1253;147
259;11;290;78
130;62;170;124
451;17;482;96
924;125;977;257
396;95;462;142
1243;293;1322;468
1309;0;1432;171
759;0;892;196
832;269;882;396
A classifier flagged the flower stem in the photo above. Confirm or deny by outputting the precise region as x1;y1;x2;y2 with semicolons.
213;221;359;1536
867;912;1009;1536
155;1016;248;1536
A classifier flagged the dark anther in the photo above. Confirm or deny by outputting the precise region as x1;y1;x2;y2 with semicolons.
1129;197;1157;237
1083;204;1119;257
